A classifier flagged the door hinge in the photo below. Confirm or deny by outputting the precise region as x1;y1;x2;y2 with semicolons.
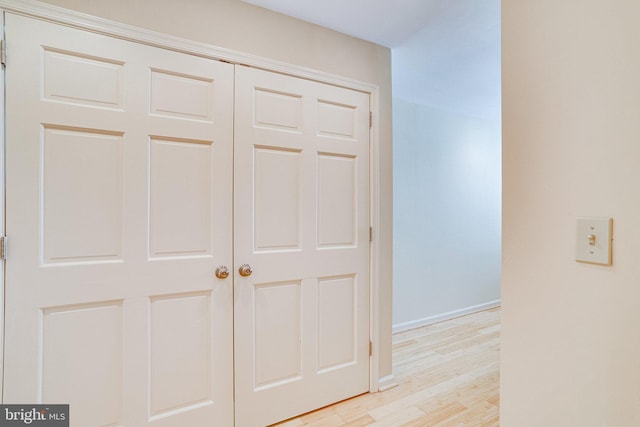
369;111;373;128
369;340;373;357
369;226;373;242
0;236;6;260
1;39;6;66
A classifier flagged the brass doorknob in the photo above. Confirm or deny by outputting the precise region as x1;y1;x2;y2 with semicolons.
215;265;230;279
238;264;253;277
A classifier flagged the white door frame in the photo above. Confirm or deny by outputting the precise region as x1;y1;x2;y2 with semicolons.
0;0;384;394
0;8;5;404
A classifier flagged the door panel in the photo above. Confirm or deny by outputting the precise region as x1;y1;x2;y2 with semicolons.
42;126;124;263
234;66;370;427
42;302;123;426
149;292;213;418
318;154;358;247
3;13;234;426
254;147;302;251
149;137;214;257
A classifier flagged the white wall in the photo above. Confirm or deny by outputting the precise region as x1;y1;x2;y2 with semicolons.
393;99;501;330
502;0;640;425
35;0;394;380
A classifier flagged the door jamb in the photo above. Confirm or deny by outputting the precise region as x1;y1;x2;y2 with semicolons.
0;9;6;402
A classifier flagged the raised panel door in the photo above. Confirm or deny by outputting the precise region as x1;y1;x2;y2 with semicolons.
3;14;234;426
233;66;371;427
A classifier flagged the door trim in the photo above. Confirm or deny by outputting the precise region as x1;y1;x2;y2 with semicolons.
0;0;387;394
0;9;5;403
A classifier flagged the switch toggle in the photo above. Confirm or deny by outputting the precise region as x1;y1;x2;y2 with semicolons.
575;217;613;266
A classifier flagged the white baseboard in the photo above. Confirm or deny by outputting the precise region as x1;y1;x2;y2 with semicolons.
392;300;501;334
376;374;398;392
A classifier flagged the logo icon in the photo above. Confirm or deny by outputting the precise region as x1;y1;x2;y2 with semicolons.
0;405;68;426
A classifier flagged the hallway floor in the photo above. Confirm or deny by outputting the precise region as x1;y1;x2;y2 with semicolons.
273;307;500;426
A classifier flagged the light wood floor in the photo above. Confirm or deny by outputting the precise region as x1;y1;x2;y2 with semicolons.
272;307;500;427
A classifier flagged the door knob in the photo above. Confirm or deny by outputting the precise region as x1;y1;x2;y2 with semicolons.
238;264;253;277
215;265;230;279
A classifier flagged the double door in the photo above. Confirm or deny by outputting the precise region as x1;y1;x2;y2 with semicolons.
2;13;371;427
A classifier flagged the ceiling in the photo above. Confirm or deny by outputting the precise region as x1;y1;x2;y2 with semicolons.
242;0;501;119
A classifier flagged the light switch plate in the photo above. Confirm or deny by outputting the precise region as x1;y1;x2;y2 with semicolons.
575;217;613;266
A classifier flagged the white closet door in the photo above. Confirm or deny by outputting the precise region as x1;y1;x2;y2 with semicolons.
234;66;371;427
3;14;234;426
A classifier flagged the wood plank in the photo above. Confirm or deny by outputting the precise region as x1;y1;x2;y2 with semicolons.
271;307;500;426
